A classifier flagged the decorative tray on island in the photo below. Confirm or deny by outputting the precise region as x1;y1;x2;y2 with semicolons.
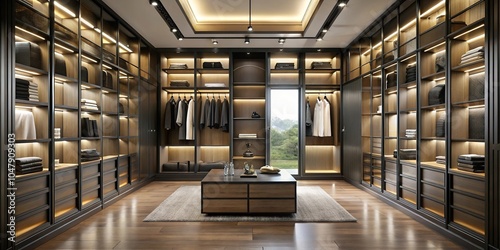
240;172;258;178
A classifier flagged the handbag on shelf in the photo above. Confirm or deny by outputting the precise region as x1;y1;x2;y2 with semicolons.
15;42;42;69
202;62;223;69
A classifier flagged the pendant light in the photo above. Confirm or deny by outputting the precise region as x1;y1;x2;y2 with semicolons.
247;0;253;31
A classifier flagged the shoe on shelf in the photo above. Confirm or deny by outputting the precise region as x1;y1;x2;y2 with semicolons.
251;112;261;118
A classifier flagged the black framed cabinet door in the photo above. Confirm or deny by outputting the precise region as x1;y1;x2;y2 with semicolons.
342;78;362;182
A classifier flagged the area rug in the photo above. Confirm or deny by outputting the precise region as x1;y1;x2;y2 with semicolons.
144;186;356;222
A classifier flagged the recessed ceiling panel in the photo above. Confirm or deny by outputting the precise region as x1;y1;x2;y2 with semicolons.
178;0;320;32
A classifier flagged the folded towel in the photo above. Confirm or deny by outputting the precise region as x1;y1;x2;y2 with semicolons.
15;156;42;165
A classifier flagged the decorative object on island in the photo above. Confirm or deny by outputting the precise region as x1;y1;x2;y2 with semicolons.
243;142;254;157
240;162;257;177
260;165;281;174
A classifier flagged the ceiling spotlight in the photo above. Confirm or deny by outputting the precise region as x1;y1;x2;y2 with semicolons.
171;27;178;33
149;0;158;6
278;38;285;44
247;25;253;32
322;29;328;33
317;37;323;41
317;49;322;52
244;37;250;44
212;39;218;45
338;1;346;7
178;37;183;41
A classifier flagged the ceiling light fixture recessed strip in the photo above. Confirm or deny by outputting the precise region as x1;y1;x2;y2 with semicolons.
151;0;185;41
315;0;349;40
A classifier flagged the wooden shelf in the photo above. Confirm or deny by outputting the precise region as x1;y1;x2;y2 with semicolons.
233;156;266;160
197;69;229;74
162;68;195;74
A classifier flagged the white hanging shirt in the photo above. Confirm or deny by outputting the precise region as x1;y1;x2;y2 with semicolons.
185;99;195;140
313;98;324;137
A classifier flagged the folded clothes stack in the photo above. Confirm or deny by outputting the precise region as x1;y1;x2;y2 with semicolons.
405;64;416;83
405;129;417;138
204;83;226;87
81;149;100;162
238;133;257;138
197;161;226;172
15;156;43;174
457;154;484;173
81;98;99;110
435;155;446;165
393;149;417;160
169;63;188;69
170;80;190;87
16;78;39;102
460;46;484;65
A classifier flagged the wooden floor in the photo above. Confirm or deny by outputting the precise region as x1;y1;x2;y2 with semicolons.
36;180;466;249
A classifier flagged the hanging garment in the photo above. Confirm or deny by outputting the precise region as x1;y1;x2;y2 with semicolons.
208;97;216;128
15;109;36;140
213;97;222;129
177;99;188;140
305;100;312;136
220;97;229;132
322;97;331;137
203;97;211;129
199;97;207;128
186;98;195;140
313;97;324;137
164;97;177;130
176;98;184;127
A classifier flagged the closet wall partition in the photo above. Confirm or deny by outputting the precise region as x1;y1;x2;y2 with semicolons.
1;0;158;248
344;0;500;248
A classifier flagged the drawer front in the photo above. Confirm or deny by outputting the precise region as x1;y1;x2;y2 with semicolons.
249;199;296;213
82;189;99;206
385;182;397;195
249;183;295;198
119;157;129;168
385;171;397;183
401;189;416;205
373;178;382;188
202;199;247;213
17;209;49;237
103;182;117;195
55;169;77;185
55;198;77;218
422;168;445;186
401;177;417;191
82;163;99;179
55;183;77;201
103;160;117;172
421;197;444;218
17;175;49;197
451;175;484;197
452;192;485;216
402;164;416;177
119;175;129;187
385;161;397;172
421;183;445;202
452;208;485;235
82;177;99;191
203;184;247;198
103;171;117;184
17;192;49;215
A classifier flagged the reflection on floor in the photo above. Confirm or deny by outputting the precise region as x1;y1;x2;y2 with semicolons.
37;180;465;249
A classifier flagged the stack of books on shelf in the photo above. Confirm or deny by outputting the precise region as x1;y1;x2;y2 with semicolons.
435;155;446;165
457;154;485;173
393;149;417;160
238;133;257;138
15;156;43;175
81;99;99;110
405;129;416;138
460;46;484;65
81;117;99;137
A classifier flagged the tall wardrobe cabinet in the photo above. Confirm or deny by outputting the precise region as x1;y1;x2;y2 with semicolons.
0;0;158;249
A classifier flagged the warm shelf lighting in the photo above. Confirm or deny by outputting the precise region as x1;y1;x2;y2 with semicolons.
118;42;133;53
467;34;485;43
384;31;397;41
81;18;94;29
434;76;446;81
464;65;485;73
424;42;445;52
400;19;416;31
102;32;117;44
372;41;382;49
16;68;41;76
102;64;112;70
15;26;45;40
362;49;371;56
454;24;485;39
55;43;74;53
420;0;445;18
468;104;485;109
387;90;397;95
54;1;76;18
82;54;97;63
